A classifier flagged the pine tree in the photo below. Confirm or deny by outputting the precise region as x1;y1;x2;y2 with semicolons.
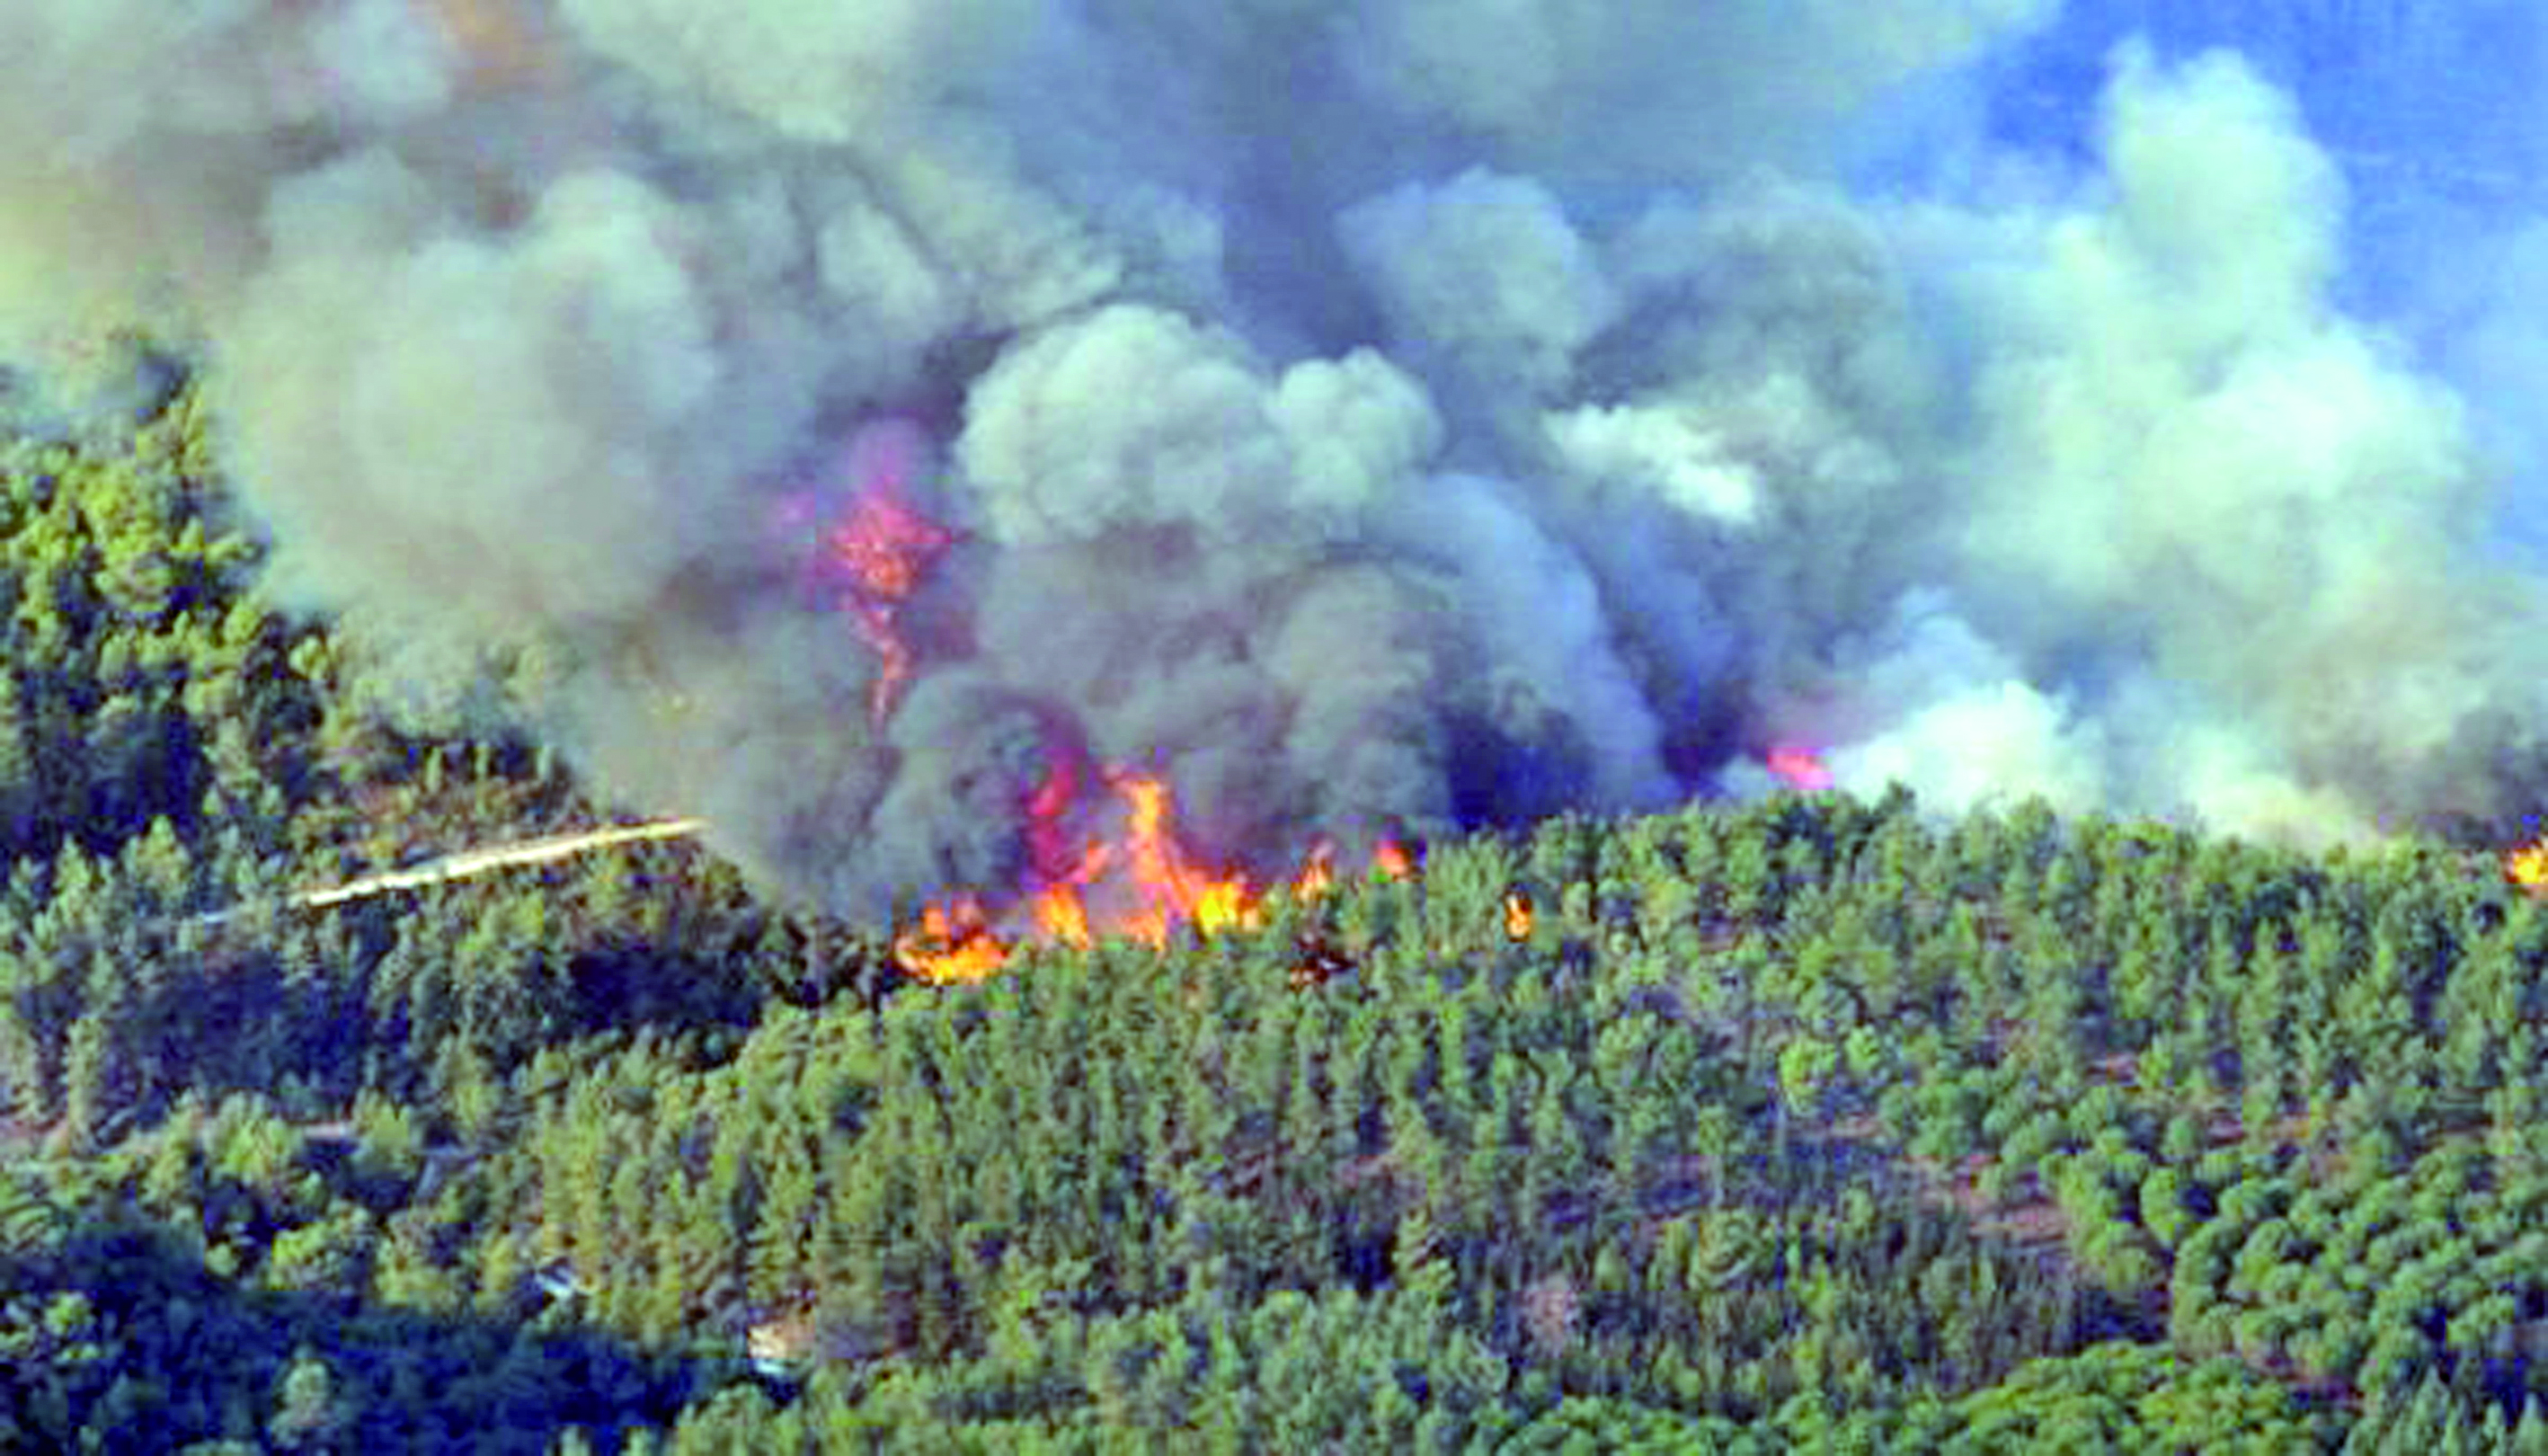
2507;1396;2548;1456
266;1350;346;1452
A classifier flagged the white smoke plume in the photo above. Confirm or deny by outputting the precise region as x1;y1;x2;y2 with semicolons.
4;0;2544;913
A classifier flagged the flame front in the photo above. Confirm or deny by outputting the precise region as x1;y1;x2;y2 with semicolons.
423;0;554;85
1110;772;1260;945
892;767;1408;985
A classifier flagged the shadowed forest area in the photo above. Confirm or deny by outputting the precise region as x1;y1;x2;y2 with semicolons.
13;387;2548;1451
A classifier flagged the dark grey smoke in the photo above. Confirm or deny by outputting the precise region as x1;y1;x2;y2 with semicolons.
4;0;2544;912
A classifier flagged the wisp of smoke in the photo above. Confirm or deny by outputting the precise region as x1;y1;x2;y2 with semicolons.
4;0;2545;911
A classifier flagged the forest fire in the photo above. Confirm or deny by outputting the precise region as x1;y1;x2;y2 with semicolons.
797;423;959;727
1503;888;1536;942
892;767;1410;985
2503;832;2548;893
797;420;1425;988
895;898;1010;984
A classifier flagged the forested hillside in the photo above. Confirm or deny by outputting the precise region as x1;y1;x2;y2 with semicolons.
12;386;2548;1450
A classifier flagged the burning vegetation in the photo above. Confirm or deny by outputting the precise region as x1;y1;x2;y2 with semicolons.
767;425;1416;985
891;762;1412;985
4;401;2547;1448
2503;831;2548;893
1503;886;1537;942
14;0;2548;1443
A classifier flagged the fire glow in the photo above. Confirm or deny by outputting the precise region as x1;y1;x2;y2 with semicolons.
1766;744;1836;793
795;422;958;727
2505;832;2548;893
783;418;1418;985
892;768;1408;985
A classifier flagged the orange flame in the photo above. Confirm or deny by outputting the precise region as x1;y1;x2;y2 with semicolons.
1030;883;1095;948
2506;833;2548;894
892;896;1009;985
1292;841;1336;903
1373;839;1416;880
892;768;1416;985
1109;772;1260;946
1504;887;1536;942
423;0;554;86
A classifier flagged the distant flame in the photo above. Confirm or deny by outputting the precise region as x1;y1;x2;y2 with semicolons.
1765;744;1835;792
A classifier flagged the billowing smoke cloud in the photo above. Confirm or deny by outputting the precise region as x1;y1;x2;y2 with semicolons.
1876;44;2548;842
4;0;2545;912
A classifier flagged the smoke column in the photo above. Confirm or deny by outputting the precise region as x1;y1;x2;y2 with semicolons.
3;0;2544;913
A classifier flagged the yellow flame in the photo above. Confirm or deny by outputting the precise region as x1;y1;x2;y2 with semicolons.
1193;878;1262;937
1504;889;1536;942
895;898;1009;984
2508;837;2548;892
1291;841;1336;903
1031;883;1095;948
899;772;1429;984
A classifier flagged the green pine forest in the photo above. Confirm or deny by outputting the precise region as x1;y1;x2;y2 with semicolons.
7;380;2548;1452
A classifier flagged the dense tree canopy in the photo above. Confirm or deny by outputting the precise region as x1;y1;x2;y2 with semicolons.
7;383;2548;1450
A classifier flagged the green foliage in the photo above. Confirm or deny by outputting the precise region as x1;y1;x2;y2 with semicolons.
1923;1341;2335;1452
4;394;2546;1448
1493;1396;1759;1452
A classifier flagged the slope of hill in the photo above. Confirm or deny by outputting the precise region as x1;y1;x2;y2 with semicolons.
8;388;2548;1450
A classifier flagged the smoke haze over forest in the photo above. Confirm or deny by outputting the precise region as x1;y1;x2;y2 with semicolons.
4;0;2547;913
